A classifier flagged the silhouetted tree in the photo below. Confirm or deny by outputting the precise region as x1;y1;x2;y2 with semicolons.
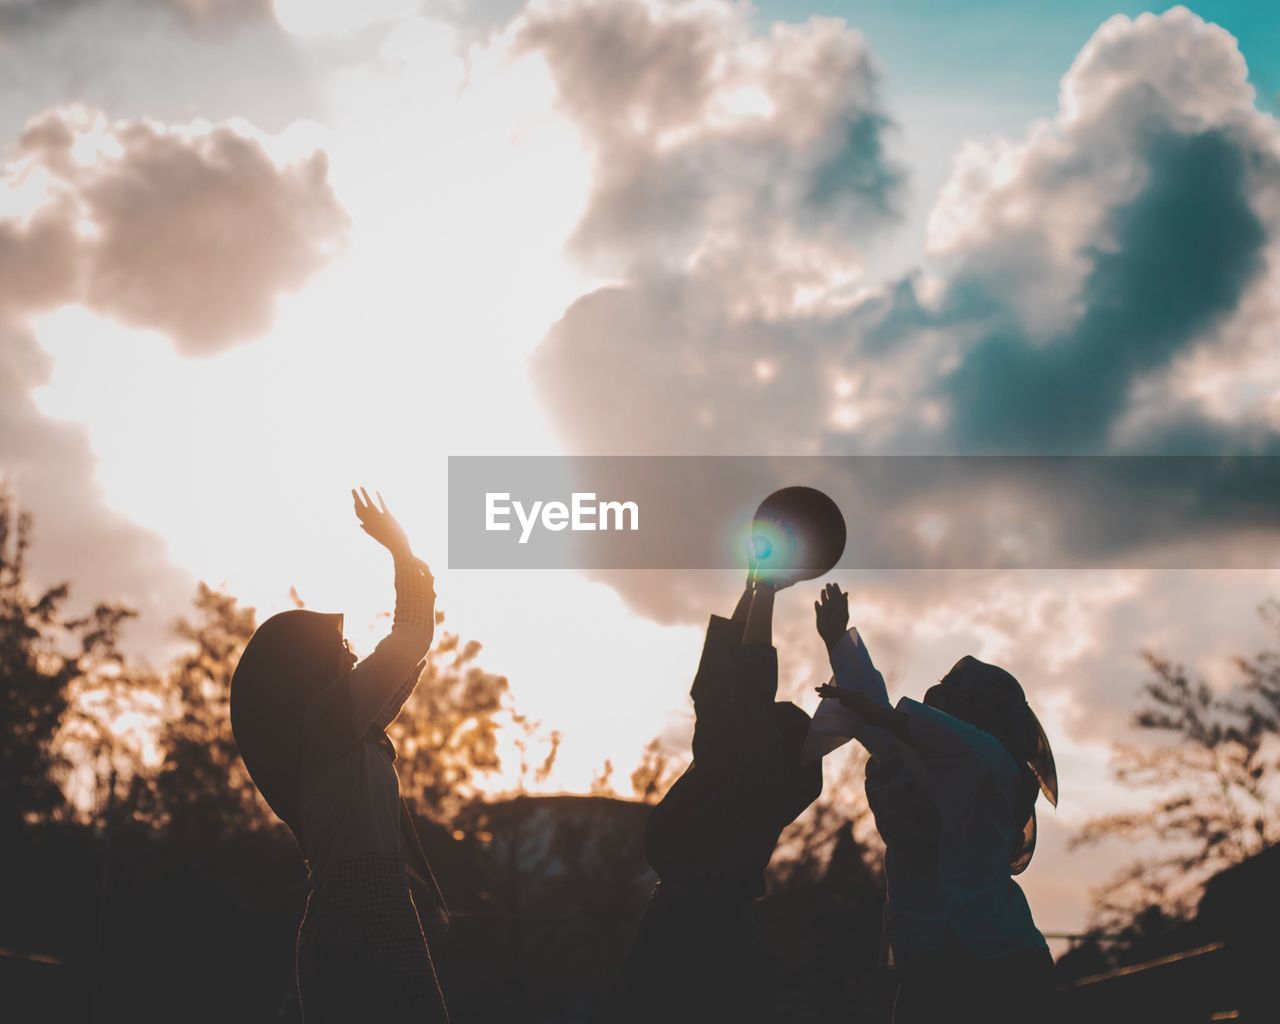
391;609;516;821
506;710;561;797
771;744;880;890
147;582;265;840
1074;601;1280;926
588;759;616;797
629;737;683;803
0;488;132;832
53;601;154;820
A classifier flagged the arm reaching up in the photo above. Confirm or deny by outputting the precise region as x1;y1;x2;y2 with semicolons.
347;488;435;732
800;583;903;761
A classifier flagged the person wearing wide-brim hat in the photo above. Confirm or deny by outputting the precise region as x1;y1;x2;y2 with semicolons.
804;583;1060;1024
231;488;449;1023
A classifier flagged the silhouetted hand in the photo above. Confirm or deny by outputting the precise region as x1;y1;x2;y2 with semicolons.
814;683;851;706
814;681;912;744
750;523;801;591
814;582;848;650
352;487;412;558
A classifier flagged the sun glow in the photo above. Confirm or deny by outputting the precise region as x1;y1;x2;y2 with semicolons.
21;12;703;796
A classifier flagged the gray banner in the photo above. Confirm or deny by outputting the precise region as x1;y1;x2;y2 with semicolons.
447;456;1280;571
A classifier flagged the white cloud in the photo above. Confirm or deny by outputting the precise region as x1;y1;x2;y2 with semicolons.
518;0;905;317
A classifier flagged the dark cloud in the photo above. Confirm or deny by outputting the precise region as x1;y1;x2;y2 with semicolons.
938;127;1269;452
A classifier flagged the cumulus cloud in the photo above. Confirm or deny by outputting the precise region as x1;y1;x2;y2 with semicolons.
528;4;1280;759
519;0;905;317
6;105;347;353
536;7;1280;460
921;8;1279;453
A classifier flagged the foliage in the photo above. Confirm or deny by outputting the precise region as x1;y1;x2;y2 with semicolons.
629;737;684;803
146;582;266;839
53;601;152;819
391;610;513;821
0;488;143;832
1073;604;1280;926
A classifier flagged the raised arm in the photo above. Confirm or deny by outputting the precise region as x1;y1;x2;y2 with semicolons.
346;489;436;733
689;574;780;767
817;583;890;708
802;583;909;761
742;580;775;647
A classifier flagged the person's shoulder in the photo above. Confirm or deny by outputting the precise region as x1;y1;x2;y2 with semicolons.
771;700;813;728
898;698;1010;764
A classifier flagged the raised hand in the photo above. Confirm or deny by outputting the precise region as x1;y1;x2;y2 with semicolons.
814;682;853;707
352;487;412;558
814;681;911;744
814;582;849;650
750;523;801;591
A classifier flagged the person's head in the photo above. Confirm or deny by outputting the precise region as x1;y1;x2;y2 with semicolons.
229;610;351;833
774;700;814;761
925;655;1058;873
924;655;1026;738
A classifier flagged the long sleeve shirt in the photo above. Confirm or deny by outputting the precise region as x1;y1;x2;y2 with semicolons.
295;554;435;883
645;614;822;898
801;629;1047;963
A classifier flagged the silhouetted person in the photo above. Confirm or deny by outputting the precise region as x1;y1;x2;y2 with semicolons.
620;569;823;1023
804;583;1059;1024
230;488;449;1023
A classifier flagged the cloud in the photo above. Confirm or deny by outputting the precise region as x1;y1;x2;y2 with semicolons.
0;322;193;652
535;7;1280;461
518;0;905;316
6;105;347;354
0;0;318;157
0;104;346;642
526;5;1280;768
919;8;1278;454
515;9;1280;869
0;0;275;34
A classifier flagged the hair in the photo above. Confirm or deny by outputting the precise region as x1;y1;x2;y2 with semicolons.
930;656;1055;874
229;609;345;835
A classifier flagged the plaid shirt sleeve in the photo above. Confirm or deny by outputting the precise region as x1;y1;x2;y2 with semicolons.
370;555;436;729
344;555;436;736
392;555;436;634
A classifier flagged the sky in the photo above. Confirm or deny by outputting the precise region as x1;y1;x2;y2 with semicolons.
2;0;1279;944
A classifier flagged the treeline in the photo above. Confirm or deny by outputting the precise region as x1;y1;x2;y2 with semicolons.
10;480;1274;1021
0;490;889;1022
